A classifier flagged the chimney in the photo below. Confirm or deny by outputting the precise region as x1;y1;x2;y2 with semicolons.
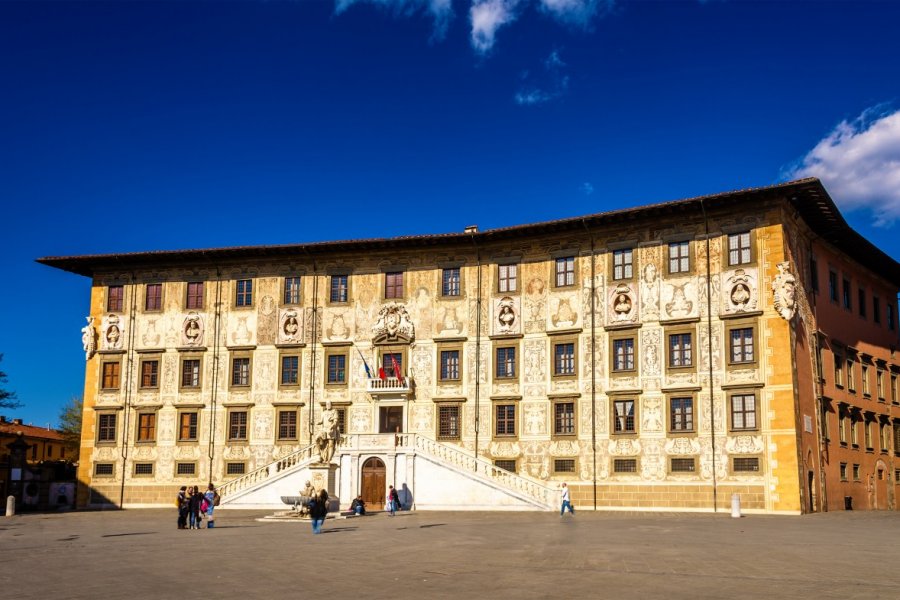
464;225;478;234
12;418;23;425
0;415;6;423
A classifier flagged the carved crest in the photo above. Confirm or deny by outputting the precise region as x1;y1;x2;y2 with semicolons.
101;314;124;350
372;302;415;344
494;296;520;335
724;268;757;313
182;312;204;347
772;261;796;321
278;308;303;344
81;316;96;360
608;283;636;324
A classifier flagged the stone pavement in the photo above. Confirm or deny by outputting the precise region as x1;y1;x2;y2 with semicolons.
2;508;899;599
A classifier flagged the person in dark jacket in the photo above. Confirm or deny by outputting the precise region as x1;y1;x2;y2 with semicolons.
350;495;366;516
308;489;329;534
188;486;203;529
177;486;189;529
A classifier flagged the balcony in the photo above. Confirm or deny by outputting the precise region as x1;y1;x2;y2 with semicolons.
366;376;413;396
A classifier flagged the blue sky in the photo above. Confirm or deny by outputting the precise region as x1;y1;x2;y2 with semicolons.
3;0;900;428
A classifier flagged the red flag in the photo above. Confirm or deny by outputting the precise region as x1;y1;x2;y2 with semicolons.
391;355;403;384
378;367;386;380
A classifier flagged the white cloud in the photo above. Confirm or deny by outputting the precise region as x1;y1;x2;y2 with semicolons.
514;49;569;106
787;107;900;227
538;0;612;26
470;0;523;55
580;182;594;195
335;0;454;41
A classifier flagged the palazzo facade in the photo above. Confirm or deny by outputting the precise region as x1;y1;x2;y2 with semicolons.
40;178;900;513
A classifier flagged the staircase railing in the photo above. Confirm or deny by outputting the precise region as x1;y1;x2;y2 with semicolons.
218;443;316;499
400;433;556;508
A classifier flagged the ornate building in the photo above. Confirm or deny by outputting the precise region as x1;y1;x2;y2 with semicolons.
39;178;900;513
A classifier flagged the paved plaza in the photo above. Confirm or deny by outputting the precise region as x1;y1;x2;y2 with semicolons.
2;507;899;599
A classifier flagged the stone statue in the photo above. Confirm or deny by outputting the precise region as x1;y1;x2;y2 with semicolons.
314;400;340;464
298;480;317;516
81;317;95;360
772;262;797;321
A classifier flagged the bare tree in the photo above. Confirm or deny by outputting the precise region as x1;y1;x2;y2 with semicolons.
0;353;21;410
58;396;83;461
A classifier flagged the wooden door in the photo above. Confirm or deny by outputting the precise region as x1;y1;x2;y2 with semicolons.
361;457;386;509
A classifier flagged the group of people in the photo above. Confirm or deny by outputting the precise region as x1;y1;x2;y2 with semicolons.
177;483;218;529
303;484;403;535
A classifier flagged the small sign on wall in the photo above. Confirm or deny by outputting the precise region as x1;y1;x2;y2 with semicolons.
803;415;813;433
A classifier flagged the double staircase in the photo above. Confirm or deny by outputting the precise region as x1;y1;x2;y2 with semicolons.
218;434;556;510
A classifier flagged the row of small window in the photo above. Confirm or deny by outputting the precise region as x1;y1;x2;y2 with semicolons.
95;409;346;444
830;354;899;402
99;326;758;392
816;264;896;329
93;461;249;478
16;443;67;460
493;456;760;475
104;232;756;313
831;412;899;454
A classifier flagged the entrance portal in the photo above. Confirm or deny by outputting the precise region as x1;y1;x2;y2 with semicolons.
361;457;386;509
379;406;403;433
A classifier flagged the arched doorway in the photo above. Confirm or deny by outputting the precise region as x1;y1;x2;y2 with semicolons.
361;457;386;509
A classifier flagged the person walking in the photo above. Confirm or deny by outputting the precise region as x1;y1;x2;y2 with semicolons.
188;485;203;529
204;483;219;528
560;482;575;517
308;489;329;534
387;485;400;516
176;486;189;529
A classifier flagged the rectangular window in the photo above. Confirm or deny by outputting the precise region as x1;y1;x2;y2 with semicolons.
140;360;159;388
179;412;198;441
851;417;859;446
382;352;403;378
852;464;860;481
668;241;690;273
613;338;635;371
834;354;843;387
228;411;248;441
668;333;693;368
839;462;847;481
226;462;246;476
283;276;302;304
727;232;751;266
385;272;403;299
336;408;346;434
877;370;885;400
181;359;201;388
95;463;114;476
277;410;297;440
327;354;347;384
862;365;870;395
440;350;460;381
137;413;156;442
498;264;517;293
442;268;461;296
176;462;196;476
892;374;898;403
330;275;349;303
729;327;754;364
847;359;855;391
97;414;117;442
874;297;881;324
236;279;253;307
865;420;873;450
894;424;900;453
145;283;162;311
858;289;866;318
496;347;516;378
101;361;120;389
281;355;300;386
733;457;760;472
107;285;124;312
810;256;819;292
671;457;696;473
554;342;575;376
495;404;516;437
134;463;154;476
231;357;251;387
839;412;847;444
881;422;889;452
186;282;204;309
842;278;851;310
555;257;575;286
828;271;838;302
670;397;694;432
553;459;576;473
613;249;633;280
613;399;636;433
554;402;575;436
613;458;637;473
494;459;517;473
730;394;758;431
438;405;461;440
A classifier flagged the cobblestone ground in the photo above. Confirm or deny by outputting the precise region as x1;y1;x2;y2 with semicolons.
2;508;899;599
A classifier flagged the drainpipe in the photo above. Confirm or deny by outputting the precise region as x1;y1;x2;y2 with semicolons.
807;234;827;512
119;271;137;508
582;219;597;510
470;234;482;470
307;258;319;441
700;200;718;512
208;268;222;484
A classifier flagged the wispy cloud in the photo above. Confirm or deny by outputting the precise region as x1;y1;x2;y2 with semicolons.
538;0;613;27
470;0;523;55
580;182;594;195
335;0;455;41
514;49;569;106
786;106;900;227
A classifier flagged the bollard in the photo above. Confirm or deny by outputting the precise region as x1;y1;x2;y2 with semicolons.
731;493;741;518
6;495;15;517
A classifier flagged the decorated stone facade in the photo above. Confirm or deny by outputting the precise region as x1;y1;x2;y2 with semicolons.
45;179;900;513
